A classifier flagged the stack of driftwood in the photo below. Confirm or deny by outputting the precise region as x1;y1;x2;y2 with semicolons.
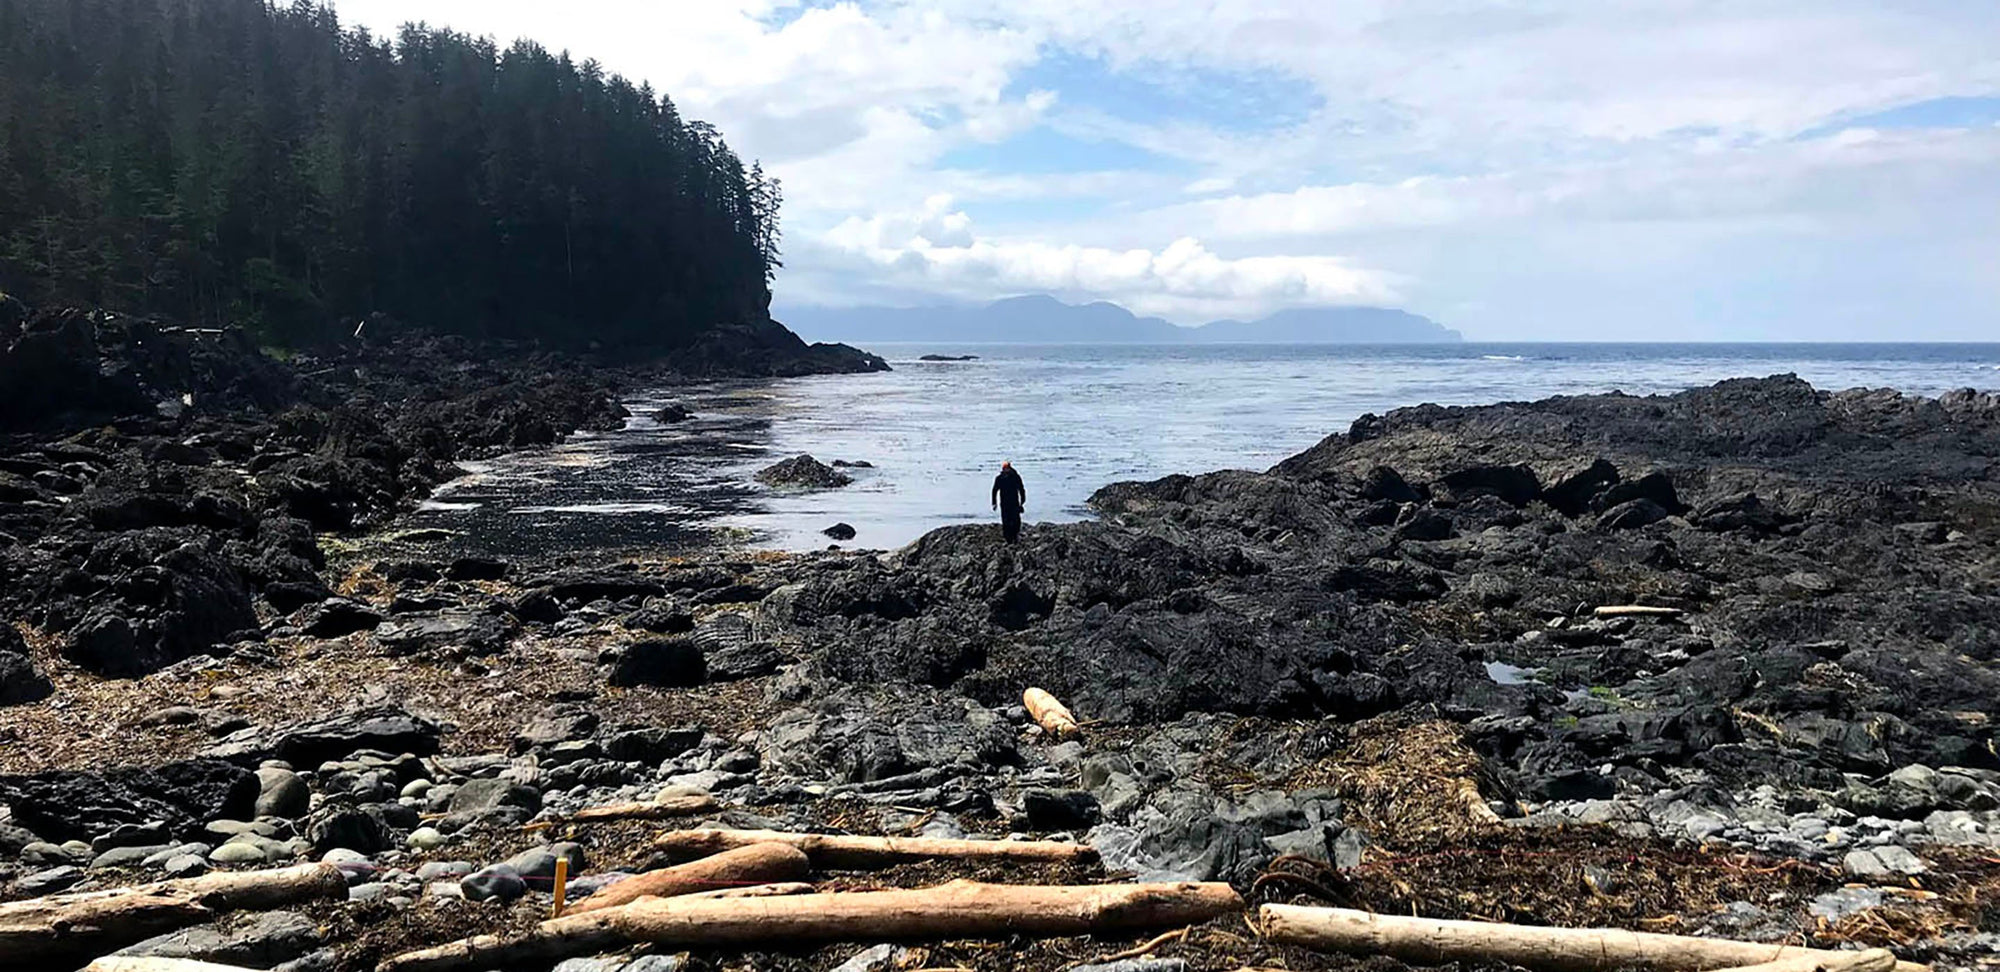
0;689;1932;972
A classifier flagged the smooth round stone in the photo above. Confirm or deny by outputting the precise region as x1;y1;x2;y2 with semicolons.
401;779;433;800
209;842;267;865
416;860;473;881
459;864;527;903
163;854;209;878
349;882;392;902
322;848;372;866
406;827;446;851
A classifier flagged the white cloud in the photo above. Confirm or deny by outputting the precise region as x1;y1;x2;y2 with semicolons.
325;0;2000;338
816;196;1400;320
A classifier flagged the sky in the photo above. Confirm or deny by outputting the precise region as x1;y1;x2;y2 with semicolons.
329;1;2000;340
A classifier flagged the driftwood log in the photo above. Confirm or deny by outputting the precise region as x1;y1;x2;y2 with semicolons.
1024;687;1081;738
0;864;347;967
1593;605;1685;618
568;794;718;823
85;959;263;972
1258;906;1929;972
653;828;1098;869
565;842;810;914
378;879;1240;972
612;879;1241;945
675;882;815;901
1709;950;1899;972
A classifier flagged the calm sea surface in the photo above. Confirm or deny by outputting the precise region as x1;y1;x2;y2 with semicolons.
401;343;2000;555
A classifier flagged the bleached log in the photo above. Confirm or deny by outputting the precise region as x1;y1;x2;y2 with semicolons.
612;879;1241;946
1593;605;1685;618
85;959;262;972
1024;687;1081;738
653;828;1097;869
675;882;815;901
565;843;810;914
373;910;625;972
380;880;1238;972
1708;949;1899;972
1258;906;1928;972
568;794;718;822
0;864;347;966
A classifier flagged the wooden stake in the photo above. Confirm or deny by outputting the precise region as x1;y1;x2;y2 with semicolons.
652;828;1097;869
1257;906;1929;972
1024;687;1081;738
551;857;570;919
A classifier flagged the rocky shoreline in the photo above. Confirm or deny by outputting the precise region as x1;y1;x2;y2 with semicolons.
3;318;2000;972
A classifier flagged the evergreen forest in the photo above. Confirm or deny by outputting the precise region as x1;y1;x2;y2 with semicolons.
0;0;783;348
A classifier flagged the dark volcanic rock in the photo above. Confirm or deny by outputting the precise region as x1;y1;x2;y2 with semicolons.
0;625;52;706
444;557;509;582
0;759;257;842
755;454;852;490
59;535;260;677
375;610;518;656
297;598;384;637
205;706;441;767
823;522;858;541
1023;789;1102;830
609;639;707;688
529;570;668;604
760;685;1018;784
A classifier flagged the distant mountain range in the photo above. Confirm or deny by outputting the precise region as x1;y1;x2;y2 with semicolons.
778;295;1461;344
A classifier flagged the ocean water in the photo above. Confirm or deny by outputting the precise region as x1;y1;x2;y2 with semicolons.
400;343;2000;555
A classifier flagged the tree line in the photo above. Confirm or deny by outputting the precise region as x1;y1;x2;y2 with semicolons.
0;0;782;348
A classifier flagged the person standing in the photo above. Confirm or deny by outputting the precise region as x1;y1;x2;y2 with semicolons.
991;461;1026;543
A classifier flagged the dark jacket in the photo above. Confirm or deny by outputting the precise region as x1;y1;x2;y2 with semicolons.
992;467;1026;512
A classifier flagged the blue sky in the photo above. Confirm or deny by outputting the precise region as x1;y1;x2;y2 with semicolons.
332;1;2000;339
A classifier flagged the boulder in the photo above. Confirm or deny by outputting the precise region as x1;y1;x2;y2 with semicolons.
448;778;542;814
0;642;53;706
203;706;441;767
0;759;258;842
255;767;311;818
375;610;518;656
297;598;383;638
755;454;853;490
609;639;706;688
444;557;509;581
1023;789;1102;831
115;910;323;965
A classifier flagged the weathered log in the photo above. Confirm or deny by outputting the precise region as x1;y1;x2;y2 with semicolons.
675;881;815;901
380;880;1237;972
85;959;262;972
1593;605;1684;618
612;879;1241;946
654;828;1097;869
1024;687;1080;738
1258;906;1929;972
568;794;718;822
1708;949;1899;972
0;864;347;967
566;843;810;914
374;910;625;972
